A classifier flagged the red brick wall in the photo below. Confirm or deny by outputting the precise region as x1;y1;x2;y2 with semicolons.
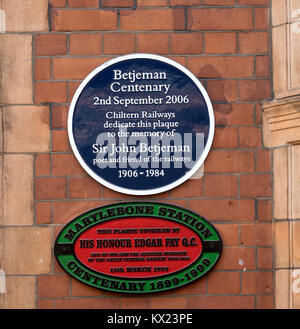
35;0;273;309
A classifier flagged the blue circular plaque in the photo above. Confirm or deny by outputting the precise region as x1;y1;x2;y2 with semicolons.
68;54;214;195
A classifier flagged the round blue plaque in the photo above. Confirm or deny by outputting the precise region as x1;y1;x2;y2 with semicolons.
68;54;214;195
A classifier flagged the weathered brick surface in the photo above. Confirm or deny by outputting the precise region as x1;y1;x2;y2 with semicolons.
29;0;273;310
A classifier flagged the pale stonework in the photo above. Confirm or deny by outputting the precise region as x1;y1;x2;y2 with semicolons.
1;0;48;32
265;0;300;309
3;155;34;226
272;0;287;26
273;148;288;220
4;276;36;309
292;222;300;267
3;227;52;275
291;145;300;219
0;1;50;309
0;34;33;104
276;270;290;309
3;106;50;153
275;222;290;268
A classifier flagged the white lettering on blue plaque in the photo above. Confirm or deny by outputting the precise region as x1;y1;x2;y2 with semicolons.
68;54;214;195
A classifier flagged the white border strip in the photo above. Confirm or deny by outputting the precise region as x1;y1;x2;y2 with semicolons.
68;54;215;196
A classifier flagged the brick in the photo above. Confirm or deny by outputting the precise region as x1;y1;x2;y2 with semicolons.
242;271;273;296
53;9;117;31
239;126;262;148
35;154;51;176
52;130;70;152
35;82;68;103
189;199;255;221
188;56;254;78
53;201;107;223
171;33;203;54
121;298;151;309
36;177;67;200
3;106;50;153
170;0;201;5
35;58;51;80
4;227;52;274
52;105;69;128
257;199;272;221
173;278;207;295
171;177;203;198
207;271;240;294
256;149;271;172
52;57;111;80
102;0;135;6
257;247;273;269
52;153;86;175
257;296;274;309
103;184;170;200
205;33;236;54
36;202;52;224
35;34;67;56
120;9;185;31
214;103;255;126
187;296;255;309
50;0;66;7
215;247;256;270
69;81;81;102
255;104;262;124
204;150;255;173
72;279;106;297
70;33;102;55
212;127;238;148
205;174;238;197
56;298;121;309
256;56;270;77
188;8;253;31
241;223;272;246
38;275;70;298
239;80;271;101
240;174;272;197
149;297;187;309
104;33;135;55
239;32;269;54
137;33;169;55
137;0;168;6
238;0;269;4
255;8;270;30
214;224;239;246
38;300;55;309
204;0;236;4
69;177;101;199
206;80;237;102
68;0;99;7
167;56;186;67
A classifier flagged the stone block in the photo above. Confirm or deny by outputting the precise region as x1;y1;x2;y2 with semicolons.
1;0;48;32
3;106;50;153
4;276;36;309
0;34;33;104
4;227;52;275
273;147;288;219
3;155;34;226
